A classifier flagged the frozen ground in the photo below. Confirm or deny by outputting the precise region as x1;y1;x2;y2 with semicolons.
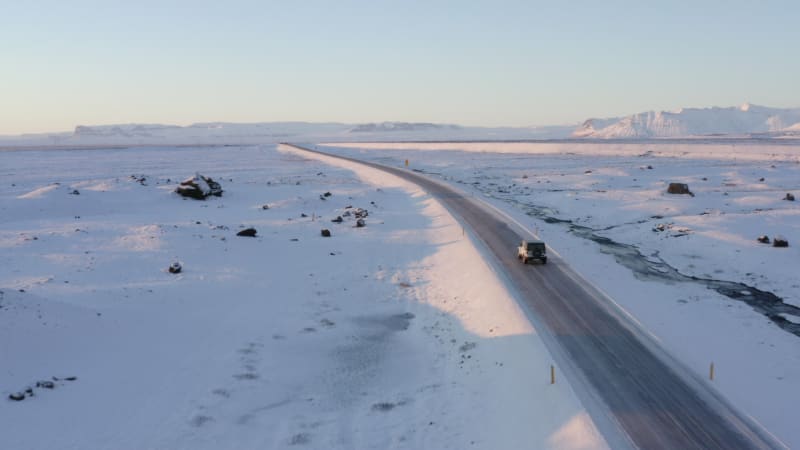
322;140;800;448
0;145;606;450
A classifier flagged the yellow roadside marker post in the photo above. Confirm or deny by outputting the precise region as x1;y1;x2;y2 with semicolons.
551;365;556;384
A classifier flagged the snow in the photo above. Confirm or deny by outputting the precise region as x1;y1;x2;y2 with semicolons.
321;140;800;448
1;144;607;449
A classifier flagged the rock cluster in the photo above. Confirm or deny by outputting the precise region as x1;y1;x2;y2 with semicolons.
175;173;223;200
8;376;77;402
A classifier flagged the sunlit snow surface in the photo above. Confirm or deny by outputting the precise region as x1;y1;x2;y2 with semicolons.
323;140;800;448
0;145;606;450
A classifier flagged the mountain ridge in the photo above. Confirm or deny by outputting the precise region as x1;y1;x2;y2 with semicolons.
574;104;800;138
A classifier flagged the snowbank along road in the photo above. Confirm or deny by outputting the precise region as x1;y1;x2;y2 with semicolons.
283;144;784;450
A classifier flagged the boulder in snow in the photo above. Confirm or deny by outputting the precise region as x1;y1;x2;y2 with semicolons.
757;235;770;244
667;183;693;196
36;380;55;389
356;219;366;228
773;235;789;247
321;229;331;237
236;228;257;237
784;193;795;201
168;262;182;274
175;173;223;200
331;216;343;223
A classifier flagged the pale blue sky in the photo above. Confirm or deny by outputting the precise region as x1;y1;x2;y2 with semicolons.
2;0;798;134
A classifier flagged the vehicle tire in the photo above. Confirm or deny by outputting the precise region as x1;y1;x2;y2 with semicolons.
522;257;528;264
542;258;547;264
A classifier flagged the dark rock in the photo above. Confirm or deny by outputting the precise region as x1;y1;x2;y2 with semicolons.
784;193;795;201
36;380;55;389
321;229;331;237
757;235;770;244
331;216;343;223
759;177;765;182
653;223;667;232
667;183;693;196
773;235;789;247
69;189;80;195
356;219;366;228
64;376;77;381
584;170;592;174
355;208;368;219
300;213;308;218
261;204;270;210
647;165;653;170
237;228;257;237
319;195;326;201
8;392;25;401
323;192;332;197
168;262;182;274
175;173;223;200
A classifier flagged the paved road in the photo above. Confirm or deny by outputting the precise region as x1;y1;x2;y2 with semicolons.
285;144;783;449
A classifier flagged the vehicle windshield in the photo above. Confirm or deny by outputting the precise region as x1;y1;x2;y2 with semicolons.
527;243;544;250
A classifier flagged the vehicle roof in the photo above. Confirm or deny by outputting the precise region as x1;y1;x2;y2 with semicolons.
522;239;545;244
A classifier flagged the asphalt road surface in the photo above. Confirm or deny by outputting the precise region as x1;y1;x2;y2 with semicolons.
285;144;783;450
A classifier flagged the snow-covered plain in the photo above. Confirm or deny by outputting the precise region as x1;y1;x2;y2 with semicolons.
322;140;800;448
0;145;607;449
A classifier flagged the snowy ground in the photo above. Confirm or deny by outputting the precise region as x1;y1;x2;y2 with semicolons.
0;145;607;450
321;141;800;448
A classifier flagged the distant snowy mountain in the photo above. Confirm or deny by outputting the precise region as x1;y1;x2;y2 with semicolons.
0;121;573;146
74;124;182;138
348;122;461;133
574;104;800;138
